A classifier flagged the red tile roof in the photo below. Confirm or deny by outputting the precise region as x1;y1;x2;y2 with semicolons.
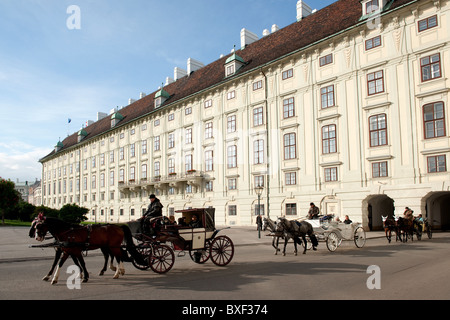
41;0;416;161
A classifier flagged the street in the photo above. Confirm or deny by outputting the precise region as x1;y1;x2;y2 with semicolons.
1;226;450;302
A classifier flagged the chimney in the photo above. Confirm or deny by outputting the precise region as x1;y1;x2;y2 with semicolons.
140;92;146;99
271;24;280;33
165;77;174;85
97;112;107;121
187;58;204;74
174;67;187;81
240;28;259;49
262;29;270;37
128;98;136;105
297;0;312;21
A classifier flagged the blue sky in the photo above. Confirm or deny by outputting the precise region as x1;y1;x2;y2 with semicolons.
0;0;334;183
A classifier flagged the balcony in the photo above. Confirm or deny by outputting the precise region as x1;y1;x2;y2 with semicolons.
118;171;206;193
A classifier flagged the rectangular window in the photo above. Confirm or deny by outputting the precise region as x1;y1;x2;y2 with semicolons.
284;133;296;160
282;69;293;80
130;143;135;157
320;85;335;109
255;204;264;216
421;53;441;82
324;167;338;182
427;155;446;173
227;115;236;133
141;140;147;154
365;35;381;50
205;122;213;139
372;161;388;178
254;176;264;188
185;128;192;144
227;90;235;100
283;97;295;118
154;136;160;151
319;53;333;67
129;167;135;181
141;164;147;180
185;155;193;172
228;178;237;190
424;102;445;139
185;106;192;115
286;203;297;215
369;114;388;147
253;107;264;126
168;113;174;121
254;139;264;164
168;133;175;149
205;181;213;192
228;205;237;216
418;15;438;32
154;161;160;177
204;99;212;109
322;125;337;154
227;145;237;168
367;70;384;95
205;150;214;171
253;80;263;91
285;172;297;185
119;168;124;183
168;158;175;174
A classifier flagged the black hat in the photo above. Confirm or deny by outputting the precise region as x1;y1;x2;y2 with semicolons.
310;202;314;206
149;194;156;199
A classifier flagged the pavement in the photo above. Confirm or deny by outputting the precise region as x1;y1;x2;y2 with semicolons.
0;225;386;262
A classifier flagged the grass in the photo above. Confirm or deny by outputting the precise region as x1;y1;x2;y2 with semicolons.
0;219;32;227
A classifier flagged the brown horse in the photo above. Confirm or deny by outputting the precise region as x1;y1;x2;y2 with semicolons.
34;215;143;284
397;216;414;243
381;216;399;243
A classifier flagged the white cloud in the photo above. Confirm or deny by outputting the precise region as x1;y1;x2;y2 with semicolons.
0;141;50;182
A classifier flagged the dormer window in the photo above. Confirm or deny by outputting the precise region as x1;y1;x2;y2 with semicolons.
111;111;124;128
224;52;245;77
366;0;379;14
154;87;170;108
55;141;63;152
77;128;88;143
360;0;389;18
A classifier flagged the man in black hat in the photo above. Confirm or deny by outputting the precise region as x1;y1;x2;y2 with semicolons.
144;194;163;219
142;194;164;234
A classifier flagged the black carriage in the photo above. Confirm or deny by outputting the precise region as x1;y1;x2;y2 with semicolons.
131;208;234;274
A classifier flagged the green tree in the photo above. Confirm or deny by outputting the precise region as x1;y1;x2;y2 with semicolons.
58;203;88;223
0;178;20;225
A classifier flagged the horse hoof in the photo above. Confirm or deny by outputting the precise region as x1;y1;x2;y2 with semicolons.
51;280;58;285
99;271;104;276
120;269;125;276
294;253;298;256
42;276;50;281
110;266;117;272
82;278;88;283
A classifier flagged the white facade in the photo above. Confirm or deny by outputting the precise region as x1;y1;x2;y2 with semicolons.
41;0;450;230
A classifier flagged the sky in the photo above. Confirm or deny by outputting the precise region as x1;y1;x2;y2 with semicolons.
0;0;335;183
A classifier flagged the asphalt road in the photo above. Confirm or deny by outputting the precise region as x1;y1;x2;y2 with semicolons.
1;226;450;304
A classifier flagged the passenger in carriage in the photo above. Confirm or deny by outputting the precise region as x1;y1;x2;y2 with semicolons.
168;215;177;225
343;215;352;224
178;217;187;227
189;214;202;228
403;207;413;220
307;202;320;219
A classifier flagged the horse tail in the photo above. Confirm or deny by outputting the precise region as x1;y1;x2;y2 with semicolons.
120;225;146;265
305;223;319;247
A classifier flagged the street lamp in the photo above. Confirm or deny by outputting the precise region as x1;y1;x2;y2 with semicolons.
255;184;264;238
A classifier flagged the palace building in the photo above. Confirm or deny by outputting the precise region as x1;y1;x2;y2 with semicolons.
40;0;450;230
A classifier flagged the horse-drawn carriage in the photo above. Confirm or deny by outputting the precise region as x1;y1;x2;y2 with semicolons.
131;208;234;273
310;219;366;252
263;216;366;254
29;207;234;284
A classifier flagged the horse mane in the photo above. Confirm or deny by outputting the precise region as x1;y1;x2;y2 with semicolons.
44;217;83;230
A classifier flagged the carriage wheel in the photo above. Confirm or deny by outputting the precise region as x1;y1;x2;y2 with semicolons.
354;227;366;248
132;243;151;270
210;236;234;266
189;240;211;264
326;232;340;252
149;244;175;274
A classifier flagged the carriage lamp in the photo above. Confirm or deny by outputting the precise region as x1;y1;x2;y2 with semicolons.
255;185;264;238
